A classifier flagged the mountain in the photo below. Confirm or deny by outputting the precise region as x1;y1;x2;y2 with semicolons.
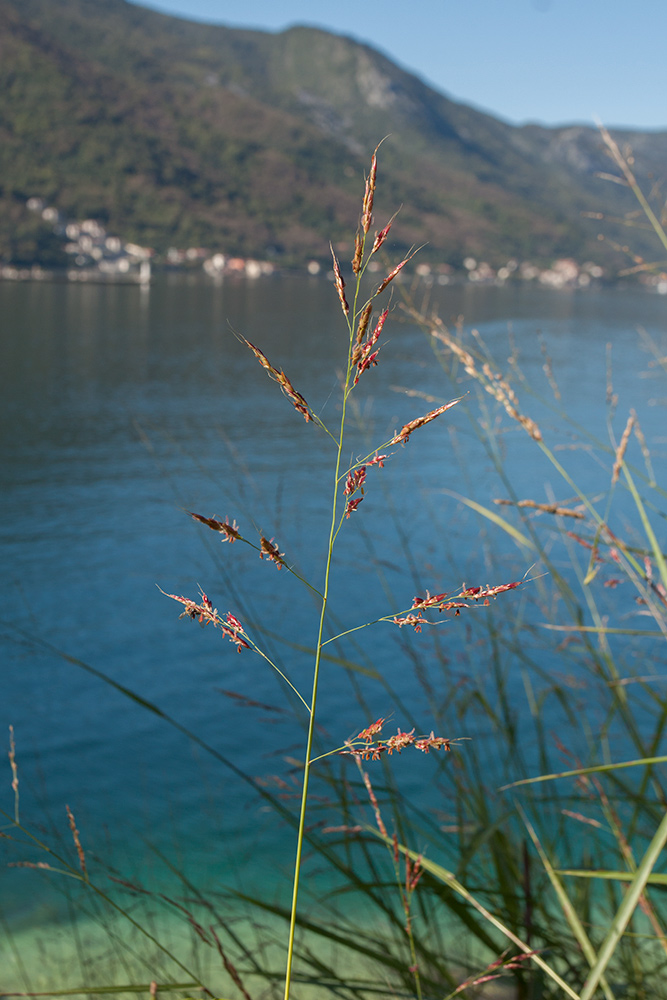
2;0;666;268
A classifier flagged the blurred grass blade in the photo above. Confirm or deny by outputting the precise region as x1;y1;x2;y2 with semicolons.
501;756;667;790
579;808;667;1000
1;986;204;997
622;464;667;593
540;624;665;637
369;828;581;1000
519;806;614;1000
557;870;667;886
439;490;536;550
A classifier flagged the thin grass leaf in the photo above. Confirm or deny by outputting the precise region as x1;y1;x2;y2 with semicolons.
540;625;665;637
366;828;582;1000
518;806;615;1000
438;490;535;550
1;986;203;997
622;463;667;593
501;756;667;790
557;870;667;886
579;808;667;1000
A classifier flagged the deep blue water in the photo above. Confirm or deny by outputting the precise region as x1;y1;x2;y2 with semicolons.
1;275;665;985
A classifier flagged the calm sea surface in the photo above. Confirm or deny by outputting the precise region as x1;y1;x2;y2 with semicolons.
1;275;665;985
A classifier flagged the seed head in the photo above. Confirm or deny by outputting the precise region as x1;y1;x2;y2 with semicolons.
391;397;462;445
345;497;363;518
330;244;349;316
361;151;378;235
189;512;241;542
351;231;364;275
259;535;286;569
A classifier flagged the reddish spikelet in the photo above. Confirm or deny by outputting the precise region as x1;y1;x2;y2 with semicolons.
160;588;249;651
460;581;522;600
393;612;427;632
66;805;87;880
277;369;311;422
414;732;451;753
412;591;449;611
385;728;415;754
345;497;364;518
368;452;387;468
344;742;387;761
344;466;367;497
352;301;374;360
375;247;419;296
351;230;364;275
354;308;388;384
259;535;285;569
371;210;399;255
358;718;385;742
361;150;378;235
241;337;312;422
407;854;423;892
189;513;241;542
330;244;349;316
391;397;462;445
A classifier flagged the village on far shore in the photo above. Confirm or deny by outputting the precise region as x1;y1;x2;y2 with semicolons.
3;196;667;294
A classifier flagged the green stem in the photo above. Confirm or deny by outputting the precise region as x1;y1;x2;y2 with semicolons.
282;326;355;1000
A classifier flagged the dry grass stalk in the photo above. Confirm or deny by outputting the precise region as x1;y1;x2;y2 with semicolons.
611;412;636;484
66;804;87;880
8;725;19;824
390;397;463;445
240;337;312;422
494;498;585;520
210;926;254;1000
330;243;349;315
417;314;542;441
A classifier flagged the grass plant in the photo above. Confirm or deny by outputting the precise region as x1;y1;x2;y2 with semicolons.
3;131;667;998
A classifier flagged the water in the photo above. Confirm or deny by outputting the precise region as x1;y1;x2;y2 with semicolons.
1;275;665;988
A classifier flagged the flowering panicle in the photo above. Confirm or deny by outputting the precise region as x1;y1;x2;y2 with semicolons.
612;411;635;485
391;396;462;445
357;718;385;742
393;612;428;632
241;337;311;422
411;590;449;611
414;732;452;753
344;465;367;497
371;210;399;256
259;535;285;569
460;581;523;600
375;247;419;297
393;578;523;630
424;316;542;441
352;301;374;363
189;512;241;542
343;719;455;760
160;588;249;652
351;231;364;275
345;497;363;518
354;308;388;385
330;244;349;316
361;149;378;235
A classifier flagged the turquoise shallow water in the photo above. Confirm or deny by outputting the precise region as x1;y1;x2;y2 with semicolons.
1;275;665;990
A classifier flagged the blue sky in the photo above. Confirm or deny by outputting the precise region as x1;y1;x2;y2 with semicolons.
129;0;667;131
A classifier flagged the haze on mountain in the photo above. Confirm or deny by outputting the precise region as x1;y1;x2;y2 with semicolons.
2;0;666;268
